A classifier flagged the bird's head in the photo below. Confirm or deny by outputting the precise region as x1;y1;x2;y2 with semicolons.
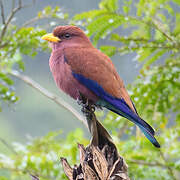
42;25;93;50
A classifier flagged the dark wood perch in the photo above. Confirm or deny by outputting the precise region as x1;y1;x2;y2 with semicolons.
61;99;130;180
30;97;130;180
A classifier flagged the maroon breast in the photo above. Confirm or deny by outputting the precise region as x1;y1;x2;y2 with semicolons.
49;49;98;102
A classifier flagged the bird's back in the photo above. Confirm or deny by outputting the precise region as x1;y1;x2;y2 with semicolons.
64;47;136;113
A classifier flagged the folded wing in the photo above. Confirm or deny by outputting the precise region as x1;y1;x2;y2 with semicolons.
64;47;160;148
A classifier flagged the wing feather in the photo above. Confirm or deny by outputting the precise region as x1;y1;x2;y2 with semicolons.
64;47;136;113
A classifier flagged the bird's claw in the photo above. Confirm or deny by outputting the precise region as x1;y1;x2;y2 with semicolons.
90;105;95;112
77;97;83;105
81;104;96;120
81;107;91;119
77;92;96;119
77;92;88;106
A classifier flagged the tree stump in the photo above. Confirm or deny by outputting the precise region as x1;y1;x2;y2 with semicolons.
61;102;130;180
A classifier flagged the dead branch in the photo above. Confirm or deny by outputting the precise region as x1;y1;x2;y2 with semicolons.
61;102;130;180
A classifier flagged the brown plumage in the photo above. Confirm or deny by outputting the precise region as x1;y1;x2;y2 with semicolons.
64;47;136;112
42;25;160;148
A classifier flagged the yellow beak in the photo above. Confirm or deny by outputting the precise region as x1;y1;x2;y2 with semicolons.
41;33;61;42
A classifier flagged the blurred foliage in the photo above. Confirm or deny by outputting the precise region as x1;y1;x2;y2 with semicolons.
0;0;180;179
0;129;88;180
0;1;68;111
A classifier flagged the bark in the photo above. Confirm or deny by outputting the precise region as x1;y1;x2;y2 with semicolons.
61;103;130;180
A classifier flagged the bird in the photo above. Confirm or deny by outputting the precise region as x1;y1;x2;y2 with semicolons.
42;25;160;148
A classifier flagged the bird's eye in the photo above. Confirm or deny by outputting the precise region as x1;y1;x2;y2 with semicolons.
64;33;71;39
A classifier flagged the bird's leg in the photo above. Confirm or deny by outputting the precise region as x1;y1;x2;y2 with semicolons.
77;92;88;106
81;99;95;120
77;92;93;113
77;91;101;111
77;92;96;130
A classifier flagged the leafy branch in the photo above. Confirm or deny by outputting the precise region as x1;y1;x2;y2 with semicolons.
0;137;49;179
159;150;177;180
128;152;177;180
0;0;23;41
0;0;68;109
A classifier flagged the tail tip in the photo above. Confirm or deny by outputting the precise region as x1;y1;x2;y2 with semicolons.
154;141;161;148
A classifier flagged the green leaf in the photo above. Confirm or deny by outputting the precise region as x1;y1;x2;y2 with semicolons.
0;73;13;85
100;45;117;56
143;49;166;68
99;0;119;12
172;0;180;6
174;13;180;35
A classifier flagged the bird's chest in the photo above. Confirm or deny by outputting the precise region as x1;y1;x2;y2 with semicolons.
49;54;74;92
49;52;98;101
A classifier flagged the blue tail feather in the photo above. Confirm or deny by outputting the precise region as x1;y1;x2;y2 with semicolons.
99;97;155;136
72;72;160;148
139;126;160;148
97;99;160;148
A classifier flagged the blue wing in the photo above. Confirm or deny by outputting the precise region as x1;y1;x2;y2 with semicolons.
73;72;160;148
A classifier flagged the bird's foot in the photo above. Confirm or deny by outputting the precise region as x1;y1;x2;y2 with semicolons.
77;92;87;106
81;106;91;117
81;103;95;118
81;106;94;122
77;97;83;106
81;104;95;113
77;92;96;119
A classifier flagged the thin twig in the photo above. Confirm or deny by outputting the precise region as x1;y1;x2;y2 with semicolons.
159;150;177;180
130;150;178;180
21;12;66;28
9;70;87;128
0;0;36;47
12;0;15;10
0;134;50;179
110;12;178;46
30;174;39;180
22;16;39;27
20;15;50;28
0;41;9;49
129;157;178;180
1;166;52;180
0;0;5;24
0;137;17;155
117;44;178;52
151;18;176;44
128;159;166;168
0;1;22;41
